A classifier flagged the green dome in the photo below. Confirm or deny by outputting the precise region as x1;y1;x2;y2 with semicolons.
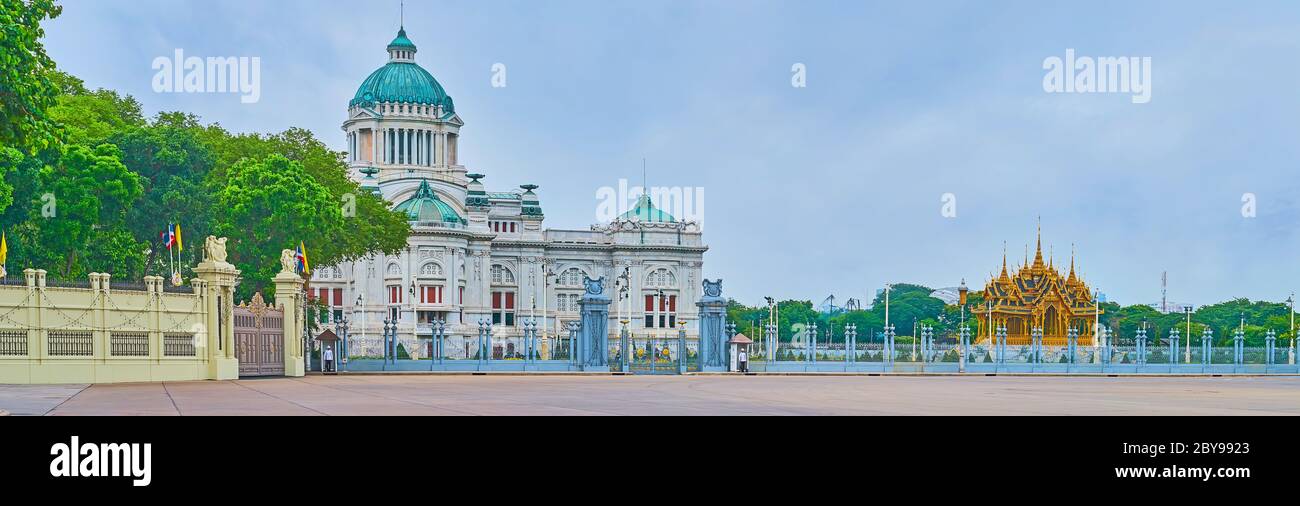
393;180;464;225
350;63;454;110
619;194;676;223
349;29;455;112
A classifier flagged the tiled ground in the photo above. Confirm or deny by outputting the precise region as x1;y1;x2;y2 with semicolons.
2;375;1298;416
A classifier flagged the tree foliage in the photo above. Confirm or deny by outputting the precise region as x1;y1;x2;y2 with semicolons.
0;0;63;153
1;63;411;300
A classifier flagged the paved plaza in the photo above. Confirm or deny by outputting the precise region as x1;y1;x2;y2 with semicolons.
2;375;1298;415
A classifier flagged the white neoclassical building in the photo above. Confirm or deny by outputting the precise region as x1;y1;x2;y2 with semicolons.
311;27;707;358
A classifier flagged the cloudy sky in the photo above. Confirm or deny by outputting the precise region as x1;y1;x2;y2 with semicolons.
43;0;1300;307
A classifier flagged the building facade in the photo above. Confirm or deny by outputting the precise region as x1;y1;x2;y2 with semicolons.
310;27;707;358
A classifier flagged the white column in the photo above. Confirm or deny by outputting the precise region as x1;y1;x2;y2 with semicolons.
439;132;447;166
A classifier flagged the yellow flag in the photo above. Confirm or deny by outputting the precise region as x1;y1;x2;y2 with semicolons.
299;241;310;275
175;223;183;251
0;232;7;265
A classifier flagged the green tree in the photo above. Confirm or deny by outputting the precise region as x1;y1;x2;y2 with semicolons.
32;144;145;278
203;126;410;276
0;0;63;153
212;154;341;299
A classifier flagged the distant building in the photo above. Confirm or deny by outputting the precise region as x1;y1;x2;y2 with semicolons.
977;227;1102;346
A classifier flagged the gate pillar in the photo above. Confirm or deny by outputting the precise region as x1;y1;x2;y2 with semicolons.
273;249;306;377
578;276;610;371
194;236;241;381
697;279;727;372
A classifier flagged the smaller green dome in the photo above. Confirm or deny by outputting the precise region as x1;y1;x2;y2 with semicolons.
388;27;416;50
619;194;676;223
393;180;464;225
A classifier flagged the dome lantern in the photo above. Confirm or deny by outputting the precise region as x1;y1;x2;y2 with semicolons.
349;27;455;114
387;27;418;63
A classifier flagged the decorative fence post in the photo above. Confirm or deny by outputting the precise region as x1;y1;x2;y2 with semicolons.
766;321;777;361
1106;326;1116;365
678;322;688;374
726;322;738;371
1135;327;1147;365
382;317;392;365
1201;327;1212;365
619;323;629;373
919;326;929;362
1233;327;1244;365
432;318;445;366
1168;328;1180;366
1031;326;1043;364
485;319;495;363
566;321;580;367
997;325;1008;364
1265;330;1276;365
807;321;817;364
884;324;895;365
476;319;488;366
1066;327;1078;365
339;317;350;372
524;319;537;365
845;323;857;365
1099;327;1110;364
959;325;970;372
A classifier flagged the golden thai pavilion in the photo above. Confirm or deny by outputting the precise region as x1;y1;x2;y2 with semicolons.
962;229;1102;346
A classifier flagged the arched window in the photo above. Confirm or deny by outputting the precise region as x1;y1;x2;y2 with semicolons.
419;262;444;277
558;268;586;287
386;263;402;277
491;264;515;285
645;268;676;288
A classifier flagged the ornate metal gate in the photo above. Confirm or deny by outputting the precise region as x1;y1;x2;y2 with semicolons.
235;293;285;377
629;337;680;375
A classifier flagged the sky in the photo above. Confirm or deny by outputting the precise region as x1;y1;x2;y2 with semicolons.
41;0;1300;308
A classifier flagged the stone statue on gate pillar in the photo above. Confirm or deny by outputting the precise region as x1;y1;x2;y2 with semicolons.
697;279;727;372
273;248;307;377
578;276;611;371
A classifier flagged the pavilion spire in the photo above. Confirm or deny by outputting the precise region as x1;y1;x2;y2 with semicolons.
1067;244;1077;282
1032;217;1045;269
1000;242;1009;279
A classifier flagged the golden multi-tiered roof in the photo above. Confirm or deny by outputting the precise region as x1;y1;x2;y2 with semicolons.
975;227;1102;346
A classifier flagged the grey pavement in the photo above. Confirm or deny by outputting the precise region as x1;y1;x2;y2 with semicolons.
1;375;1298;416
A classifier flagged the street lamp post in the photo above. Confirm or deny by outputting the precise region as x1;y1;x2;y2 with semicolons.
1093;288;1101;351
408;280;416;359
1184;305;1193;364
354;293;364;357
338;315;349;372
883;283;892;332
1288;293;1295;365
